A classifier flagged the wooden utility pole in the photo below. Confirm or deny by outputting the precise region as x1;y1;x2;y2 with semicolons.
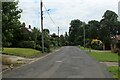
84;26;85;47
58;26;59;46
41;0;44;53
58;27;59;37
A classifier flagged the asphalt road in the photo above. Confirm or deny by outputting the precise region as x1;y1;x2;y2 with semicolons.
3;46;112;78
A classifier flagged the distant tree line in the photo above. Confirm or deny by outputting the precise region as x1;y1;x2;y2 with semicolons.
68;10;120;50
2;1;120;51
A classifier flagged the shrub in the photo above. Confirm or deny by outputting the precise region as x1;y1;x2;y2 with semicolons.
18;41;34;48
3;42;12;47
35;44;42;50
91;39;103;50
116;42;120;48
44;47;51;53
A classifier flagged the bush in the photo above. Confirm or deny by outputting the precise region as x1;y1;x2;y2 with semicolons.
35;44;42;50
3;42;12;47
44;47;51;53
18;41;34;48
116;42;120;48
91;39;103;50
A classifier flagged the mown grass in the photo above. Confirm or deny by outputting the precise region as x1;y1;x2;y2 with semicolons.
88;52;118;62
79;46;119;62
78;46;91;50
2;48;42;58
79;46;119;78
108;66;119;78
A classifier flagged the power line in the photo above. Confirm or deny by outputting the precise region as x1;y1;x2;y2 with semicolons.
43;4;58;28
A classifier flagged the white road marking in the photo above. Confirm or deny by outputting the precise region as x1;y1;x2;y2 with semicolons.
56;61;62;63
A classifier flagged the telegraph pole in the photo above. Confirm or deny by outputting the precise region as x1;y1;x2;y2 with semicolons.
41;0;44;53
58;27;59;37
83;26;85;47
58;26;59;46
82;23;85;48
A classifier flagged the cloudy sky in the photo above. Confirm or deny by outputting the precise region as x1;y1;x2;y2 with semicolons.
18;0;119;35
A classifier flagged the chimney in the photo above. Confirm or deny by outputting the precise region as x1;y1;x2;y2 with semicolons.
29;25;31;29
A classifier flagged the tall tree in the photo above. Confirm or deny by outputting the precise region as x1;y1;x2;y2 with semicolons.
64;32;69;45
69;19;83;45
50;33;59;47
100;10;118;49
59;35;65;46
2;1;22;47
87;20;100;39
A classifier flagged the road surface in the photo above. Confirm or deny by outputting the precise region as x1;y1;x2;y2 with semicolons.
3;46;112;78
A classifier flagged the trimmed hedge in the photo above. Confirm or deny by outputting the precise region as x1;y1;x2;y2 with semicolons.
18;41;34;48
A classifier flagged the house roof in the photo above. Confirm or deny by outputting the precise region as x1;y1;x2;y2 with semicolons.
115;35;120;40
20;27;31;33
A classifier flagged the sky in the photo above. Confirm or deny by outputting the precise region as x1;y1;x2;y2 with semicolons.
18;0;119;35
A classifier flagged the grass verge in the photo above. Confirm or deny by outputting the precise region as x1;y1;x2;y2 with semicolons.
79;46;119;78
88;52;118;62
2;48;42;58
108;66;119;78
78;46;91;50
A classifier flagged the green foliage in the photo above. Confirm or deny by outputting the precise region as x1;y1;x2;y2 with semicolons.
44;29;51;52
116;42;120;48
87;20;100;39
50;33;59;47
68;10;120;50
35;44;41;50
91;39;103;50
2;1;22;47
3;42;12;47
18;41;34;48
69;19;83;45
19;23;31;41
2;1;66;53
3;1;119;54
100;10;119;49
79;46;92;50
108;66;119;78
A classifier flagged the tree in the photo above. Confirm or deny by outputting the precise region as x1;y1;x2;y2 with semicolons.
100;10;118;49
2;1;22;47
59;35;65;46
50;33;59;47
20;23;31;41
64;32;69;46
87;20;100;39
43;29;51;52
69;19;83;45
30;27;40;49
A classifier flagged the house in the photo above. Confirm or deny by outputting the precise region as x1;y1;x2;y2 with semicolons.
20;23;32;41
111;35;120;53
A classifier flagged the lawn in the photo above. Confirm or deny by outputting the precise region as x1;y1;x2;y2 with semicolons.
108;66;119;78
78;46;92;50
88;52;118;62
80;46;119;78
2;48;42;58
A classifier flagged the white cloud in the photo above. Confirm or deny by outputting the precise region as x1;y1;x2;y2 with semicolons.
18;0;119;35
18;1;40;29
